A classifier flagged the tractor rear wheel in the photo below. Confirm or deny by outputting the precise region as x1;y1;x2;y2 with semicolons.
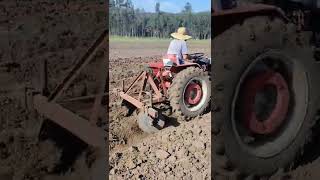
213;16;320;178
169;67;211;120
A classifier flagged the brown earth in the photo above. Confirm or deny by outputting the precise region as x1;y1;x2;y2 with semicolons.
0;1;107;179
109;114;211;180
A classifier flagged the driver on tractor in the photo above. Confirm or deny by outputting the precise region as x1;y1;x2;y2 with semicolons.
167;27;192;65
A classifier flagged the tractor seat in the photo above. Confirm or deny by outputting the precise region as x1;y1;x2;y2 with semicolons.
148;54;178;69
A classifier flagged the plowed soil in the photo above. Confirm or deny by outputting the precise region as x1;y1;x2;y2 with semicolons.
0;1;106;179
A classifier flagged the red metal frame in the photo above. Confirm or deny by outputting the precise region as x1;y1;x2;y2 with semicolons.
119;71;165;109
119;59;203;121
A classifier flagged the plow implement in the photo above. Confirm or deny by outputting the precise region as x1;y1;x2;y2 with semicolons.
26;30;107;147
24;30;108;179
118;53;211;133
119;69;168;132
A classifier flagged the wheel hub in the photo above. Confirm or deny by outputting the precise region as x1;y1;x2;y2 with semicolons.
184;83;202;105
242;71;290;135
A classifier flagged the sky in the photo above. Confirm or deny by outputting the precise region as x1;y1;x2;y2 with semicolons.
131;0;211;13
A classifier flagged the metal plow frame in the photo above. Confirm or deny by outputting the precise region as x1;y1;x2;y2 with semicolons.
27;30;108;148
119;70;166;119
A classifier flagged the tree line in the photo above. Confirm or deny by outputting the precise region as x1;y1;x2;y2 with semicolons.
109;0;211;39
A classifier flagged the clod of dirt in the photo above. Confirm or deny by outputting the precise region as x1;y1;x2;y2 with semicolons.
155;149;171;160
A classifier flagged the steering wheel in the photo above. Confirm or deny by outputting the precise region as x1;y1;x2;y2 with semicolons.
189;53;204;60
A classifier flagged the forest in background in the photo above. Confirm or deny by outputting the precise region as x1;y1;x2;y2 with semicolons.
109;0;211;39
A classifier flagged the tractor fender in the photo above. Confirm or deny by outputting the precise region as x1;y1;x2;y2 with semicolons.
213;4;289;37
170;62;202;73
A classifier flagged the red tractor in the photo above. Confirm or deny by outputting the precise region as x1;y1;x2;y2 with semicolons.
213;0;320;179
118;53;211;133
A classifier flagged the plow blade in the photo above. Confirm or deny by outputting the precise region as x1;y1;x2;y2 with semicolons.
33;95;105;148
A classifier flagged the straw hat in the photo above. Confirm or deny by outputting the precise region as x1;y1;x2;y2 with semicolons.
171;27;192;40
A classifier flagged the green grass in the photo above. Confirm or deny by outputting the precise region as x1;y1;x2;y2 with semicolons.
110;36;170;42
109;35;210;44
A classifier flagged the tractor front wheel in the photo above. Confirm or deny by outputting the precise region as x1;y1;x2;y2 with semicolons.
168;67;211;120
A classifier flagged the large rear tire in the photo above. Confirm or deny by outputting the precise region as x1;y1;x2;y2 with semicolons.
168;67;211;120
213;16;320;178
